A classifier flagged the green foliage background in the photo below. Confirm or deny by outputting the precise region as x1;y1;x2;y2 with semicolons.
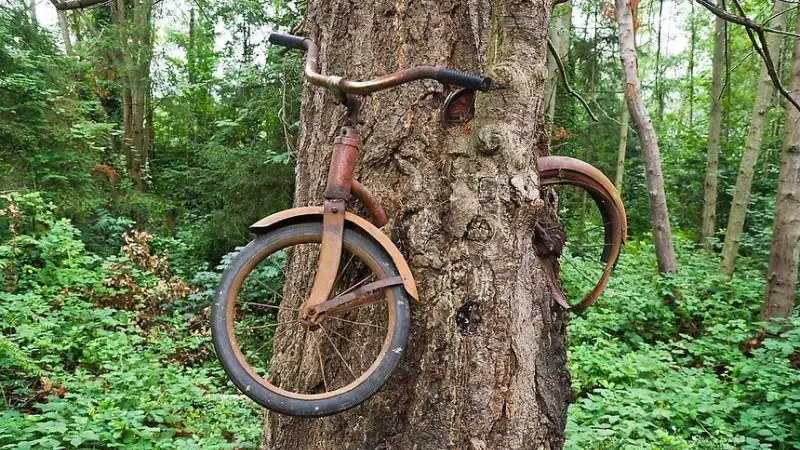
0;0;799;448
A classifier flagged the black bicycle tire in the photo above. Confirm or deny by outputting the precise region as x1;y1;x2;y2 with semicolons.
211;221;411;417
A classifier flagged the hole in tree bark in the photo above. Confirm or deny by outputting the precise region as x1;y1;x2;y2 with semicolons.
456;301;481;334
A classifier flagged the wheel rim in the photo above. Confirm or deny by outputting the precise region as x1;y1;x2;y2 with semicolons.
223;229;397;401
546;184;614;306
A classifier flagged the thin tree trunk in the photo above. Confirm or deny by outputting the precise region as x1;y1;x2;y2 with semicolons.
113;0;153;193
700;0;726;250
687;1;695;128
763;14;800;320
544;0;571;124
57;10;74;56
616;0;677;273
187;7;197;166
242;23;251;63
28;0;36;24
615;85;629;189
719;0;789;277
188;7;196;84
655;0;664;122
262;1;571;448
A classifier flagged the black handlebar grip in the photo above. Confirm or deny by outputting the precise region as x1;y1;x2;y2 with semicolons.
436;68;491;92
268;32;309;51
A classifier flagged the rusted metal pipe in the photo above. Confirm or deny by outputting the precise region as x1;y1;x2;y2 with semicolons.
351;180;389;227
323;127;359;200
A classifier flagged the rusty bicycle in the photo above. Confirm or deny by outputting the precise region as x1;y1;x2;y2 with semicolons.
210;32;627;418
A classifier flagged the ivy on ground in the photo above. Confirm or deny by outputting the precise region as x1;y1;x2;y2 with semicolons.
0;193;262;449
564;238;800;450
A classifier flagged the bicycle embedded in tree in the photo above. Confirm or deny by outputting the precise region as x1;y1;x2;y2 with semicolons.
210;32;627;418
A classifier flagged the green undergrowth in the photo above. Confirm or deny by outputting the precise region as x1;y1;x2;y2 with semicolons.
0;193;262;449
563;236;800;450
2;191;799;449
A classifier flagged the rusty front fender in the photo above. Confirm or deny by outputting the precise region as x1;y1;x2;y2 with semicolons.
249;207;419;302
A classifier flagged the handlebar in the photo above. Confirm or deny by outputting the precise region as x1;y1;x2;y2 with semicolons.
267;32;492;96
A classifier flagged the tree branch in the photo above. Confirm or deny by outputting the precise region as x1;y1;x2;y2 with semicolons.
547;38;598;122
77;9;99;38
695;0;796;35
696;0;800;113
50;0;110;11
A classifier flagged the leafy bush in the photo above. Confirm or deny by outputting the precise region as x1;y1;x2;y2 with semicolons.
564;236;800;450
0;193;262;449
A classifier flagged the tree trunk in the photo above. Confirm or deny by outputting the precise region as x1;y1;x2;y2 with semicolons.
763;14;800;320
655;0;664;123
687;1;695;128
700;0;725;250
544;0;571;124
188;7;196;84
113;0;154;193
28;0;36;24
615;0;677;273
242;23;251;63
615;83;629;190
57;10;74;56
719;0;789;277
262;1;571;448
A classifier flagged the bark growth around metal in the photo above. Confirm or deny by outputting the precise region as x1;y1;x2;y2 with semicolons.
262;0;570;448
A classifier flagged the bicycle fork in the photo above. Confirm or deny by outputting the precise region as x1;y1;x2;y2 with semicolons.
300;97;403;324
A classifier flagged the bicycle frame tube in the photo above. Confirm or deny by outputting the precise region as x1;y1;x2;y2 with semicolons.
324;127;359;200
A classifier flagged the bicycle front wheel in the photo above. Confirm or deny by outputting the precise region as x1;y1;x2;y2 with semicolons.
211;221;411;417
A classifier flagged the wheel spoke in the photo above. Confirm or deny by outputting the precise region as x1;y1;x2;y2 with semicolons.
320;323;358;346
252;277;285;301
243;319;299;331
326;314;385;330
336;275;372;298
240;301;299;312
271;322;300;342
320;325;357;381
564;257;599;284
317;340;328;393
332;254;356;289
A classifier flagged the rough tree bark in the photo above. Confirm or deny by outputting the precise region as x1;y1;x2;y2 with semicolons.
700;0;726;250
615;0;677;273
615;83;629;190
262;0;571;449
544;0;572;124
719;0;788;276
762;14;800;320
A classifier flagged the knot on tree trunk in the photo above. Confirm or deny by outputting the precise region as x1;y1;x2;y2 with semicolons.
487;60;546;97
475;122;536;172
